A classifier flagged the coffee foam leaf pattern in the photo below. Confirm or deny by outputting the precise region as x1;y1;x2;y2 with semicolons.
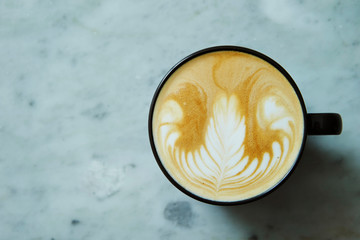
158;93;290;201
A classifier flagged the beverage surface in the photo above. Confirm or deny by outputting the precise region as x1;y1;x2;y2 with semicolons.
152;51;304;202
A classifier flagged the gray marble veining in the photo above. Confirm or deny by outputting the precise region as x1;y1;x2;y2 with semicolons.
0;0;359;239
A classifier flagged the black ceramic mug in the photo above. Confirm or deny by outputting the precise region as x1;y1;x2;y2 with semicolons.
148;46;342;205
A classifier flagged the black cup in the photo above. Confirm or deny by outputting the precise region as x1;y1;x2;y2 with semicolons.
148;46;342;205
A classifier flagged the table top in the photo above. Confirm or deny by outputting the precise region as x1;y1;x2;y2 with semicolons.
1;1;359;239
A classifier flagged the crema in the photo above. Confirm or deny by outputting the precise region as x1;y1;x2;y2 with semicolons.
152;51;304;202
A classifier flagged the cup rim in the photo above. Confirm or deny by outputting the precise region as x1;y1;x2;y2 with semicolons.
148;45;308;206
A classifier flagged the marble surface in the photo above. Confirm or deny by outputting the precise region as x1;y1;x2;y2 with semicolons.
0;0;359;239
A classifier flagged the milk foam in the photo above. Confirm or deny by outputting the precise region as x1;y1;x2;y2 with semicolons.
152;51;304;201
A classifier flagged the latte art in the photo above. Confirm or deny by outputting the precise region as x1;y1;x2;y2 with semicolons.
152;51;304;201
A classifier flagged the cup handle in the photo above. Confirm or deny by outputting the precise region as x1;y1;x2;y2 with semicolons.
307;113;342;135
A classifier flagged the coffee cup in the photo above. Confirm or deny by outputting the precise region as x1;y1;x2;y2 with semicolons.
148;46;342;205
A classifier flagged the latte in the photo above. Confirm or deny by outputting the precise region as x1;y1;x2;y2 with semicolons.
151;50;304;202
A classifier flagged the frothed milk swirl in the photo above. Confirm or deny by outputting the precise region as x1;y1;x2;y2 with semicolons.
152;51;304;202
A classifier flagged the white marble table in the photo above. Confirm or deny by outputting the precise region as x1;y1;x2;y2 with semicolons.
1;1;359;239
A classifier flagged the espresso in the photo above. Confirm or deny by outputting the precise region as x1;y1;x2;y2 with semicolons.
152;51;304;202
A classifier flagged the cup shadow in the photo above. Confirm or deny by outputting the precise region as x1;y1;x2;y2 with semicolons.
223;138;360;240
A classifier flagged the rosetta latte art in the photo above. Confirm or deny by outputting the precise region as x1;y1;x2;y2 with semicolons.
153;51;304;201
